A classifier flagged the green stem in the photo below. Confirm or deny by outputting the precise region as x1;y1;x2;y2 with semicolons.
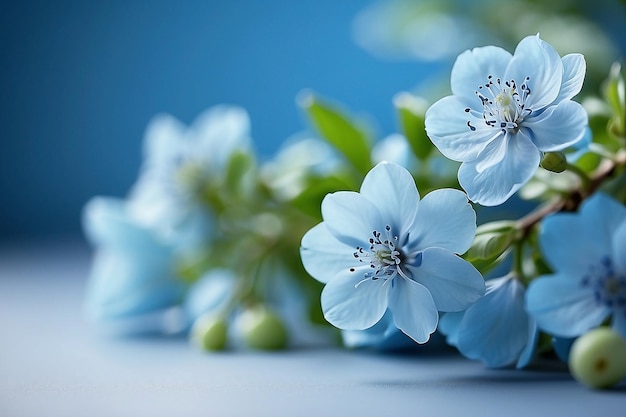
566;162;592;194
512;241;527;285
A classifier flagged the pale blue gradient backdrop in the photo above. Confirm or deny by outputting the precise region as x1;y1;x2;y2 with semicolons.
1;0;443;239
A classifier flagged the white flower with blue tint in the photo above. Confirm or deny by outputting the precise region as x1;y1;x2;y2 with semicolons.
439;275;538;368
300;162;485;343
425;35;588;206
128;105;251;247
83;197;184;328
526;193;626;339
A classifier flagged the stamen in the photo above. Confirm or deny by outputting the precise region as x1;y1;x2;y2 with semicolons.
580;256;626;308
351;225;407;286
466;75;532;134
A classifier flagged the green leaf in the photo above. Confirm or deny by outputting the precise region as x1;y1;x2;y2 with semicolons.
465;221;519;261
603;62;626;139
224;150;256;196
393;92;433;161
298;91;373;175
290;174;356;219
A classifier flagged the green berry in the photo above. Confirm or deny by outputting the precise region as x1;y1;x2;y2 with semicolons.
540;152;567;173
568;327;626;389
190;314;229;351
238;306;289;350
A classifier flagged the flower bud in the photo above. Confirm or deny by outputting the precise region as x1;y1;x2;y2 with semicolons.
568;327;626;389
190;314;229;351
540;152;567;173
237;306;288;350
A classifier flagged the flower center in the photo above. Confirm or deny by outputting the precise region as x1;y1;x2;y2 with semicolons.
581;257;626;308
465;75;533;134
172;160;209;202
350;225;410;287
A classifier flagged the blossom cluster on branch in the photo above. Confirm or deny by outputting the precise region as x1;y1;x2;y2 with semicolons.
84;34;626;388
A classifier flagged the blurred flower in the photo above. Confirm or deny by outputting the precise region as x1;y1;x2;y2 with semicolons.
261;135;340;202
300;162;484;343
128;105;251;248
83;197;185;329
184;268;238;325
371;133;414;168
352;0;493;62
425;35;588;206
526;193;626;339
439;275;537;368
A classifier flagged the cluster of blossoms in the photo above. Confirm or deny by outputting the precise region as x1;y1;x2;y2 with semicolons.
84;106;340;349
299;35;626;386
84;33;626;388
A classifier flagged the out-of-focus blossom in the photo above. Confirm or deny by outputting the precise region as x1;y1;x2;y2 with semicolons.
526;193;626;339
352;0;493;62
83;197;185;329
128;105;251;248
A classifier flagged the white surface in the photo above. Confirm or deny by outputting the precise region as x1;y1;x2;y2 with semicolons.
1;240;625;417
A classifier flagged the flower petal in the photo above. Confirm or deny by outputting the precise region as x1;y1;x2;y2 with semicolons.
505;35;562;110
474;131;511;173
359;162;419;235
526;274;610;337
142;113;187;168
321;191;384;248
458;131;540;206
438;311;464;347
516;318;538;369
183;269;237;322
457;276;530;368
450;45;512;100
409;247;484;312
410;189;476;254
425;95;501;162
321;271;388;330
300;223;357;284
612;221;626;273
389;278;438;343
541;193;626;275
555;53;586;103
341;311;413;350
524;100;587;152
85;250;182;320
540;213;608;276
191;105;251;167
83;197;171;252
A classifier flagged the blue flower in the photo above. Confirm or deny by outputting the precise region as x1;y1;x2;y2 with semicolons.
128;105;251;248
439;275;538;368
425;35;588;206
300;161;485;343
83;197;185;329
526;193;626;339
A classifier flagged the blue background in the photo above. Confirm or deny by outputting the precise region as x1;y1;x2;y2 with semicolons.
1;0;442;240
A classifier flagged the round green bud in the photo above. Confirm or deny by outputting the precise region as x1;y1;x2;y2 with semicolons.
190;314;229;351
237;306;289;350
540;152;567;173
568;327;626;389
